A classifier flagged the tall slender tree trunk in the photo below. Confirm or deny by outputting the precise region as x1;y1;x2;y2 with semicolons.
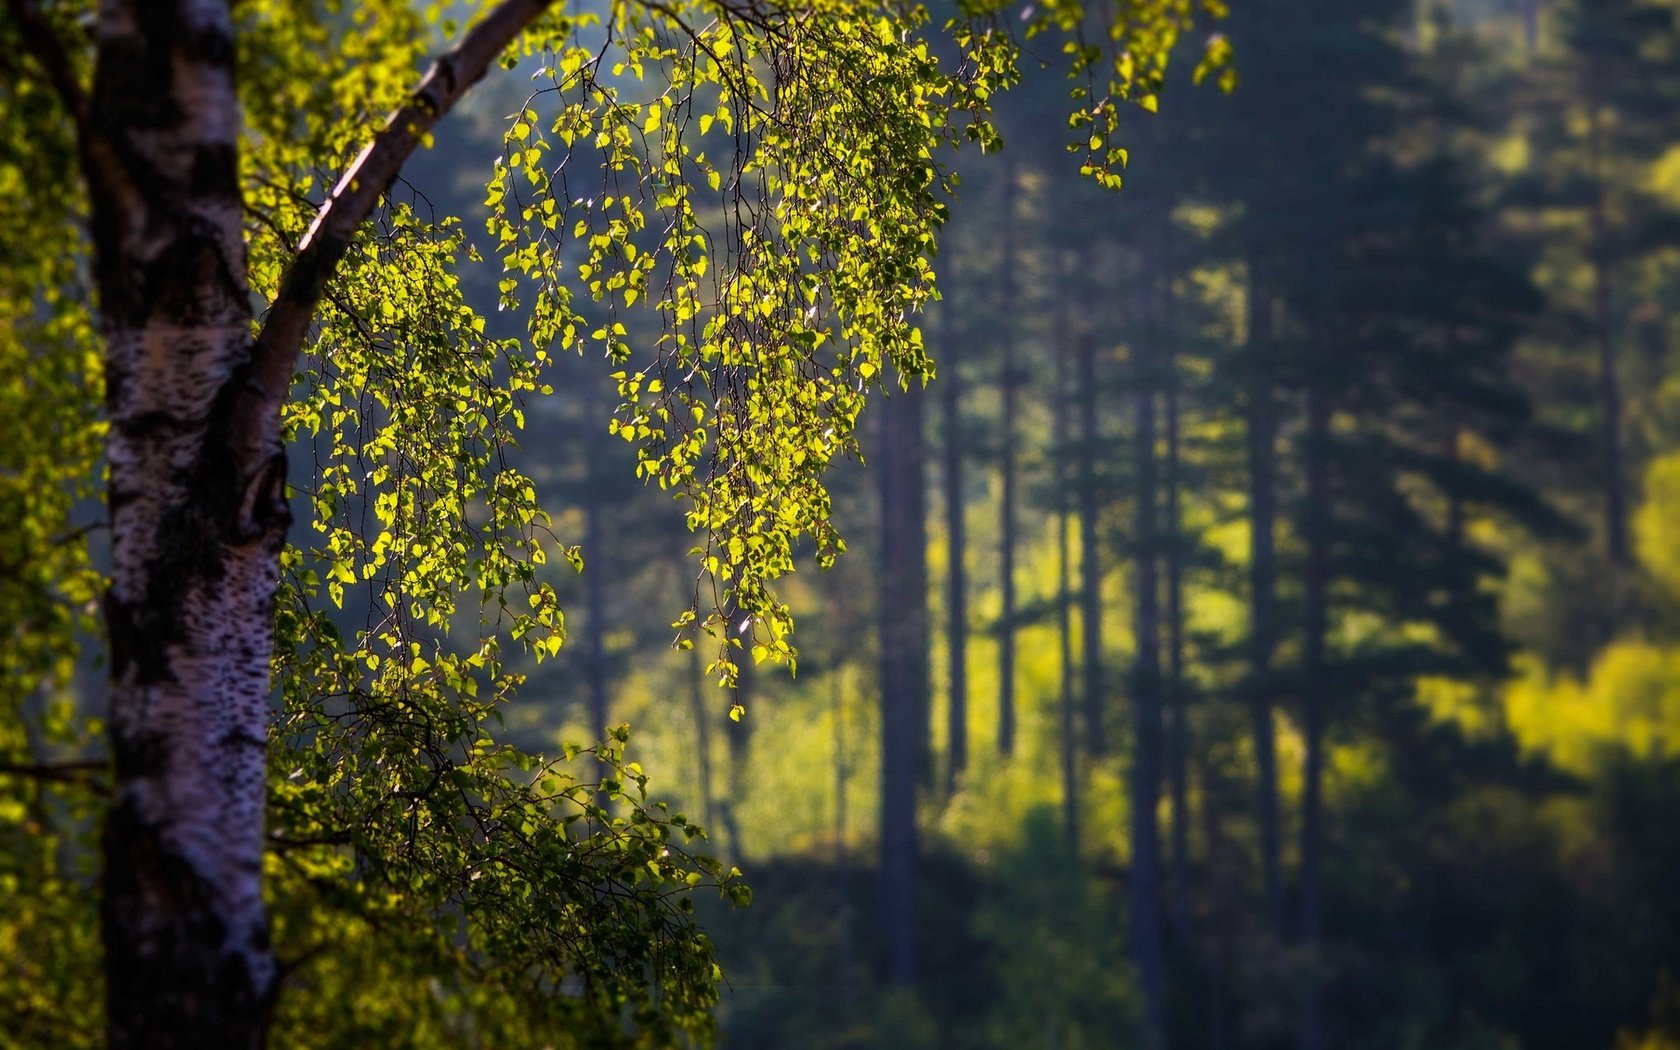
832;661;857;1018
688;642;716;832
1131;374;1167;1050
1151;243;1189;922
996;159;1020;758
878;382;928;987
1202;755;1234;1050
1297;385;1331;1050
1164;361;1190;922
583;389;611;792
1589;115;1629;568
1636;303;1667;390
1444;428;1465;551
1078;329;1107;757
940;302;969;796
584;524;611;789
1245;275;1285;936
723;650;753;860
1053;282;1080;851
1522;0;1541;54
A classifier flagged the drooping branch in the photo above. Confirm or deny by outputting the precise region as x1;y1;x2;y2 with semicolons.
247;0;555;410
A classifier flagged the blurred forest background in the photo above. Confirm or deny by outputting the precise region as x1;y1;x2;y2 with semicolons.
11;0;1680;1046
433;0;1680;1046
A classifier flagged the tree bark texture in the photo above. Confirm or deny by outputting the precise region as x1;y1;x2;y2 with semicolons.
90;5;282;1043
877;382;928;987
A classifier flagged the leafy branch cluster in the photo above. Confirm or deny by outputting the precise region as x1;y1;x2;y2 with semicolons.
484;0;1224;688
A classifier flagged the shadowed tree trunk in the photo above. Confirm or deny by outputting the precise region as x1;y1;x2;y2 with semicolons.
1636;302;1667;390
1444;428;1465;551
831;658;858;1018
1202;752;1235;1050
723;649;753;861
1298;384;1331;1050
1052;280;1080;851
1245;275;1285;937
1131;367;1167;1050
59;2;554;1044
939;301;969;796
1078;327;1107;757
1589;113;1630;568
1164;350;1191;924
583;379;612;794
996;158;1021;758
878;380;928;987
688;641;716;833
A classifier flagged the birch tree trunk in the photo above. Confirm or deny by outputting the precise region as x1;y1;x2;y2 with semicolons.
90;5;282;1042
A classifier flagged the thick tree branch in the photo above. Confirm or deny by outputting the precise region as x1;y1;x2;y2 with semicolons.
5;0;89;128
247;0;555;409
